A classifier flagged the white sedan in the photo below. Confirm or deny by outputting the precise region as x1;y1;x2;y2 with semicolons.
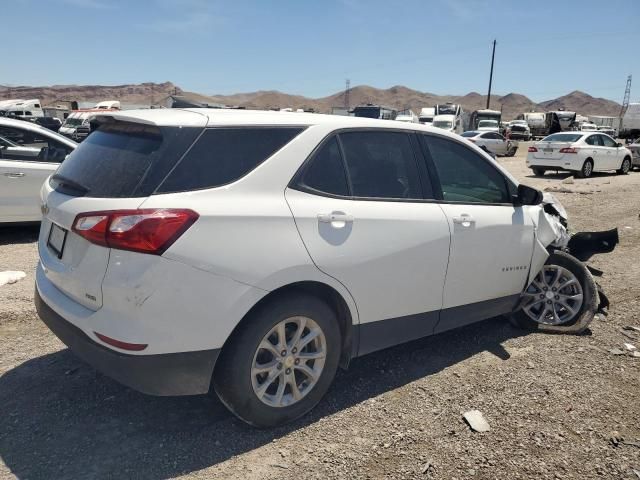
527;132;633;177
461;130;517;157
0;117;77;223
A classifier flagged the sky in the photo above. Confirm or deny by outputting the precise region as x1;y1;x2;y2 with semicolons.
3;0;639;102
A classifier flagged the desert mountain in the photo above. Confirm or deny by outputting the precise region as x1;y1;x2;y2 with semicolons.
0;82;622;119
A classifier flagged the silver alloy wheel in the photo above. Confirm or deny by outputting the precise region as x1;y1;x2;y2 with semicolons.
251;316;327;408
522;265;584;325
622;158;630;173
584;161;593;177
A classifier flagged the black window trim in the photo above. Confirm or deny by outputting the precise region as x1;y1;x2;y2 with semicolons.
153;124;308;195
418;132;518;207
289;127;436;204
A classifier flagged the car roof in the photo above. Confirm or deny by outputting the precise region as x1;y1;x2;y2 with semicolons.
0;117;78;148
100;107;463;136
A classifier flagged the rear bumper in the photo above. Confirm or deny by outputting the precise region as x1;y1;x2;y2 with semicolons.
35;287;219;396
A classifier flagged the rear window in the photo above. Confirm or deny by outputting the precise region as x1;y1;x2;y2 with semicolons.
543;133;584;143
461;131;478;137
51;121;200;197
157;127;304;193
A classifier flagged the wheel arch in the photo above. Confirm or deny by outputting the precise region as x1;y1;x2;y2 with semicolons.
218;280;357;372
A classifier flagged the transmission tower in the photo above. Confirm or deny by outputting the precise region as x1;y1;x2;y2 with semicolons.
620;74;632;117
344;79;350;111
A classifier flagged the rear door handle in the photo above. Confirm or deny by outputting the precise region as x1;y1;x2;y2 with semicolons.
318;213;354;223
4;172;25;178
452;214;475;226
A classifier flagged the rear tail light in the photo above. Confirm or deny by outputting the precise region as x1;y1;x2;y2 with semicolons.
528;146;538;152
72;209;198;255
94;332;148;351
559;147;578;154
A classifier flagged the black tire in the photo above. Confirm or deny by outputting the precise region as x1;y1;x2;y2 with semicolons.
577;158;594;178
213;293;341;428
508;251;597;334
617;157;631;175
532;167;545;176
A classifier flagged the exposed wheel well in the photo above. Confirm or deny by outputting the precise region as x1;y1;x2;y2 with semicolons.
220;281;355;371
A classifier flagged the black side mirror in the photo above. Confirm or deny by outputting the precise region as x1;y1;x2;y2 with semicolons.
515;184;543;206
616;142;623;147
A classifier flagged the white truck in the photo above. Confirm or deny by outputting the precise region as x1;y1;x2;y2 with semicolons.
395;109;419;123
517;112;546;139
620;103;640;140
0;99;44;119
418;107;435;125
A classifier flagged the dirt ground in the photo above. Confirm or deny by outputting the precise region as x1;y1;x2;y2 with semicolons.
1;143;639;480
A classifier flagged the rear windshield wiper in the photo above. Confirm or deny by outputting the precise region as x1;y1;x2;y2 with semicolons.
51;173;90;196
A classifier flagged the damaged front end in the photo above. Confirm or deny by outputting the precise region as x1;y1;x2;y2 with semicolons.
516;193;619;333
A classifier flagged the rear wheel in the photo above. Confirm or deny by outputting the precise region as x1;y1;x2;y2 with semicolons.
578;159;594;178
617;157;631;175
213;293;341;427
509;251;597;334
532;167;546;176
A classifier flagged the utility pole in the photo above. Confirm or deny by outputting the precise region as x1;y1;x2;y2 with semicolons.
344;79;351;111
486;39;496;110
619;75;632;133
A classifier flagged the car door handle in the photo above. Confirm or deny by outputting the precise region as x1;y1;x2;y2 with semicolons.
318;213;354;224
4;172;25;178
452;214;476;226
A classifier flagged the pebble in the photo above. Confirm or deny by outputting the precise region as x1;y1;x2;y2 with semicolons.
562;177;574;184
609;348;625;355
463;410;490;432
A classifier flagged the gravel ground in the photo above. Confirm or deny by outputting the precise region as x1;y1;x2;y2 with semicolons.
1;143;639;480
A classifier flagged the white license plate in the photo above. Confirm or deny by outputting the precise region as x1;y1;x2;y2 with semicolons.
47;223;67;259
543;148;553;153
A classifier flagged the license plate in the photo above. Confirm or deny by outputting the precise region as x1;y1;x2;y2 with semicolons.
47;223;67;259
543;148;553;153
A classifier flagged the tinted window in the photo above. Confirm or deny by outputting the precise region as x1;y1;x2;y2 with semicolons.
461;131;479;138
299;137;349;196
52;121;200;197
339;131;422;199
600;135;617;147
585;135;603;146
159;127;303;193
543;133;584;142
0;126;72;163
422;135;511;204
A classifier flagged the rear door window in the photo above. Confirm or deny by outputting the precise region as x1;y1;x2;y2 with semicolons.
158;127;304;193
600;135;617;147
338;131;423;200
52;121;201;197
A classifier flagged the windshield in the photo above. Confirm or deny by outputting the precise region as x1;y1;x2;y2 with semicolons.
478;120;498;128
0;134;19;147
353;107;381;119
461;131;479;137
543;133;584;143
433;120;452;129
419;117;433;124
62;117;84;127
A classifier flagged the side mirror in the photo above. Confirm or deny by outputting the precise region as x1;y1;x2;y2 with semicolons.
616;142;623;147
515;184;543;206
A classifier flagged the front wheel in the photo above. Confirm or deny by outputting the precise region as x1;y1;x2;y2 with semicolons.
617;157;631;175
213;294;341;427
509;251;597;334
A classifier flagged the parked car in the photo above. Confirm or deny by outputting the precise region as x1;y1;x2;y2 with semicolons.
579;122;598;132
527;132;633;177
35;116;63;132
461;130;517;157
0;117;77;223
35;109;615;427
627;137;640;169
507;120;531;141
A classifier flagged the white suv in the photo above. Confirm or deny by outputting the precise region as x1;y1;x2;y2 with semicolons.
35;109;615;427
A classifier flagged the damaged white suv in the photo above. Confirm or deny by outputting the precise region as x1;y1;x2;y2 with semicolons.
35;109;618;427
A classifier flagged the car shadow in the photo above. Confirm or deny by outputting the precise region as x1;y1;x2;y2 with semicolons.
0;224;40;247
525;171;617;180
0;317;526;480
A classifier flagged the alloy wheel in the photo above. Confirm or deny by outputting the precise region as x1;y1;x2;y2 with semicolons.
251;316;327;408
522;265;584;325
